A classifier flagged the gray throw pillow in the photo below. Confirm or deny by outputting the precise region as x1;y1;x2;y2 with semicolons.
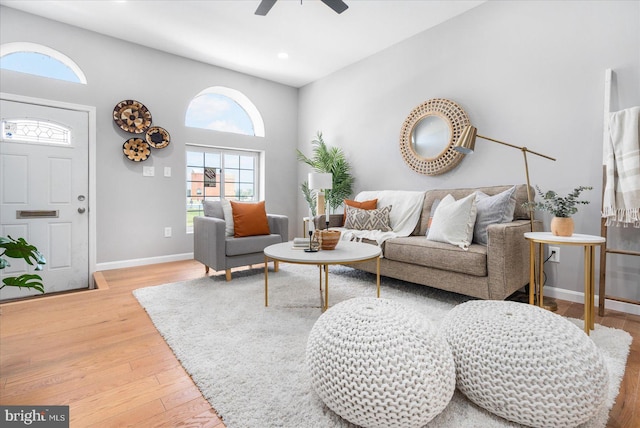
473;186;517;245
344;205;393;231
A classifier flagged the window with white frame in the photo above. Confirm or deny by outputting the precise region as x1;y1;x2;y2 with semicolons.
2;119;71;145
186;145;260;232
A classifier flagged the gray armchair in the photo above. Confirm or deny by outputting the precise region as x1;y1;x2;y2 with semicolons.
193;201;288;281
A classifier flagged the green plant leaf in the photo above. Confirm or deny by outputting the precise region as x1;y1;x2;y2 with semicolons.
1;274;45;293
297;131;354;212
0;235;46;268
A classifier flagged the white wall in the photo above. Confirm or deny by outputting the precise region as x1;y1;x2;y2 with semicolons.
1;6;299;266
298;1;640;304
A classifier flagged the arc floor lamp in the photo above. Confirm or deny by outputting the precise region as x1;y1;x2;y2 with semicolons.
454;125;556;233
454;125;557;309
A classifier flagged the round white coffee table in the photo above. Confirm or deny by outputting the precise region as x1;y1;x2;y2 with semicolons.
264;240;381;311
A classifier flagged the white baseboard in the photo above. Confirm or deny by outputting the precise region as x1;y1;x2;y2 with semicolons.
96;253;194;271
544;286;640;316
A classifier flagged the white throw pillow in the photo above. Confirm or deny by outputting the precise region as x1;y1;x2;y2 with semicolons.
426;193;478;250
220;199;234;237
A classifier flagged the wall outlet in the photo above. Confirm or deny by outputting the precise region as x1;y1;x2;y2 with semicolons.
548;246;560;263
164;227;172;238
143;166;155;177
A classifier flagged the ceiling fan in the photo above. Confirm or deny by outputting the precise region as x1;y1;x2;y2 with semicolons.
255;0;349;16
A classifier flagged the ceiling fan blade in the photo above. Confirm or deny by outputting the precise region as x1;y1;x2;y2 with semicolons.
255;0;277;16
321;0;348;14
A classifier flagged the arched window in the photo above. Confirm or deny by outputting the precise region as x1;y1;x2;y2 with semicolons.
0;42;87;84
185;87;265;137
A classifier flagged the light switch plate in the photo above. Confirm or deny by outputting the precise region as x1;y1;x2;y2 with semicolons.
143;166;155;177
164;166;171;177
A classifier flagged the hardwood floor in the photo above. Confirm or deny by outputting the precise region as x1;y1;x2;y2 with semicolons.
1;260;638;427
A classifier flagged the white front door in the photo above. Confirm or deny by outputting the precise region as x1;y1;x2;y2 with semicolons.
1;99;89;300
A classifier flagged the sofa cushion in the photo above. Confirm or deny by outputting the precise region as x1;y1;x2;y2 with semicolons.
418;184;532;236
226;234;282;256
220;199;235;237
426;193;477;250
231;201;270;237
473;186;517;245
203;200;224;219
343;198;377;223
344;205;392;231
384;236;488;277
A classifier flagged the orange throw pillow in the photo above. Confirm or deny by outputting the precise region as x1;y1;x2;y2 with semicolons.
230;201;270;237
343;199;378;223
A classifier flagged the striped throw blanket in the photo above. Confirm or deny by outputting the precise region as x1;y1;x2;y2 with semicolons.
603;106;640;227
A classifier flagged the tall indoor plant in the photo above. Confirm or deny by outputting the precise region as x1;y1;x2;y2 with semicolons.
0;236;47;294
297;132;354;215
523;185;593;236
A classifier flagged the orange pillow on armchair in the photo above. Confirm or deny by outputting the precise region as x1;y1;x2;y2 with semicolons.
230;201;271;237
343;199;378;223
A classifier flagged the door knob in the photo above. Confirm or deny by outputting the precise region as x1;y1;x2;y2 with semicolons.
78;207;86;214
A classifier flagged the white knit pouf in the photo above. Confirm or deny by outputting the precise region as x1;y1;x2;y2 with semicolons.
306;297;455;428
441;300;608;428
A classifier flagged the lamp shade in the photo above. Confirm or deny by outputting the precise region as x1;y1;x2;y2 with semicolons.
309;172;333;190
454;125;478;154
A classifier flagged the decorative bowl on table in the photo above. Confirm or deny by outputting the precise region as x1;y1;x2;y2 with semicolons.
320;230;341;250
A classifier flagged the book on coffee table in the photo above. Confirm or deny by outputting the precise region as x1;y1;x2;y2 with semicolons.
292;237;310;248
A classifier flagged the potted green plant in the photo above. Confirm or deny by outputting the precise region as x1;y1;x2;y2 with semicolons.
523;185;593;236
0;236;47;294
297;131;354;216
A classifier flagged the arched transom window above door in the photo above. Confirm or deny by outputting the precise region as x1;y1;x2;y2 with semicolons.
0;42;87;84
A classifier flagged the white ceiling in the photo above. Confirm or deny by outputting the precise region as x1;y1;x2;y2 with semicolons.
1;0;485;88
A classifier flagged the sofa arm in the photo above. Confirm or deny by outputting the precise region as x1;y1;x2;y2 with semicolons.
193;215;227;271
486;219;542;299
267;214;289;242
313;214;345;229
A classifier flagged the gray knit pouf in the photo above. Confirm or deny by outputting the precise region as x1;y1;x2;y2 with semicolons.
441;300;608;428
306;297;455;428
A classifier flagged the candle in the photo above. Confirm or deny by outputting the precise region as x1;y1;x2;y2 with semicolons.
308;208;313;234
325;196;330;228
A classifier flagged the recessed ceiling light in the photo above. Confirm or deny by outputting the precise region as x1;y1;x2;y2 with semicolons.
277;52;289;60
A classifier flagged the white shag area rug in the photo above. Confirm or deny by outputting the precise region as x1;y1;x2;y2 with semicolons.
133;264;632;428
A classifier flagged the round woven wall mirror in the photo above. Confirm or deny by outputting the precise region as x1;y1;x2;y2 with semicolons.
399;98;470;176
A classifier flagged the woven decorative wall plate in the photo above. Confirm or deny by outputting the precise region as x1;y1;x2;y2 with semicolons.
146;126;171;149
399;98;470;176
123;138;151;162
113;100;152;134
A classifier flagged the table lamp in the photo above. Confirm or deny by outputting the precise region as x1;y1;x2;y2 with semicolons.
309;172;333;230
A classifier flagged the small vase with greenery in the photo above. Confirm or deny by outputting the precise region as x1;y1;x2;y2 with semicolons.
297;131;354;217
0;236;47;294
523;185;593;236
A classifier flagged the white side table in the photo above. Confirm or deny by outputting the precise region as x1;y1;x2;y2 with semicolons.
524;232;605;335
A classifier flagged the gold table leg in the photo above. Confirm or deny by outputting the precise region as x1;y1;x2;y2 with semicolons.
376;256;381;298
537;242;544;307
590;246;596;330
264;255;269;307
583;245;596;334
529;240;535;305
324;264;329;312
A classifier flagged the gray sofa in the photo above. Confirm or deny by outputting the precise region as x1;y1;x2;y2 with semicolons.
194;201;288;280
318;185;540;300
